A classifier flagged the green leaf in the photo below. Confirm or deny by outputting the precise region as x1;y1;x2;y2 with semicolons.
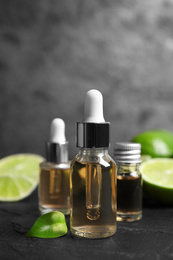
26;211;68;238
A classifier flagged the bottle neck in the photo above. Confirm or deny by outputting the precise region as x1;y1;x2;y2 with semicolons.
116;162;140;174
79;147;108;154
77;148;110;164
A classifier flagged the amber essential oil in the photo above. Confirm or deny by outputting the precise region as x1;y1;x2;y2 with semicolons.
70;89;117;238
39;162;70;215
38;118;70;215
70;150;117;239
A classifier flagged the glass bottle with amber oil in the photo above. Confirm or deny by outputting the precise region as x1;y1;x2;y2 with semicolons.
70;89;117;238
114;142;142;222
39;118;70;215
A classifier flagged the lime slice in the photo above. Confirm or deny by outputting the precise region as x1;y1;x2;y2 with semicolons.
141;155;152;162
0;154;44;201
140;158;173;204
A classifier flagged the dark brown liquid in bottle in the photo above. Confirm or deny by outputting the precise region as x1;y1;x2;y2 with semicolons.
117;175;142;221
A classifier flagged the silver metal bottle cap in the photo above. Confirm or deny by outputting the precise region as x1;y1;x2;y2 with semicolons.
46;142;68;163
114;142;141;163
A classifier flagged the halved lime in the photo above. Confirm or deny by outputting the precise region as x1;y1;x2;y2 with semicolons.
141;155;152;162
140;158;173;204
0;154;44;201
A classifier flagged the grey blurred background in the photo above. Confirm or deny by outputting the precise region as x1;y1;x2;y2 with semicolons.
0;0;173;160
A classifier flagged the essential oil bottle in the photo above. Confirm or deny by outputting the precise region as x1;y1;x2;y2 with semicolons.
39;118;70;215
70;89;117;238
114;142;142;222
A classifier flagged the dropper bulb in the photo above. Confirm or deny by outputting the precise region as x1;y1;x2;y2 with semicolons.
50;118;66;143
83;89;105;123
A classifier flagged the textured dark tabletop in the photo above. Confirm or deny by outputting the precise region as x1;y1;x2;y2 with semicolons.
1;189;173;260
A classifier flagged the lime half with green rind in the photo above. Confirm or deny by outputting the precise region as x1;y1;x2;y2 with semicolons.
0;154;44;201
140;158;173;204
141;155;152;162
132;129;173;158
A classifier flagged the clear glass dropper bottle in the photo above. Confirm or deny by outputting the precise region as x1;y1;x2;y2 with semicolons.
39;118;70;215
70;89;117;238
114;142;142;222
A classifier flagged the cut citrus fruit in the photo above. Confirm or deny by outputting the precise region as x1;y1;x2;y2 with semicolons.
141;155;152;162
140;158;173;204
132;129;173;158
0;154;44;201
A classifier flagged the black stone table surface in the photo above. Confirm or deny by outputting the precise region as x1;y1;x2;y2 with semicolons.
1;189;173;260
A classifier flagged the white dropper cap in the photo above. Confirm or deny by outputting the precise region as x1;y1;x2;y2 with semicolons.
83;89;105;123
76;89;110;148
46;118;68;163
50;118;66;143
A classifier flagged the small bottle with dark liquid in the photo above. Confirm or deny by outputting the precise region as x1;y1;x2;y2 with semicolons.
39;118;70;215
114;142;142;222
